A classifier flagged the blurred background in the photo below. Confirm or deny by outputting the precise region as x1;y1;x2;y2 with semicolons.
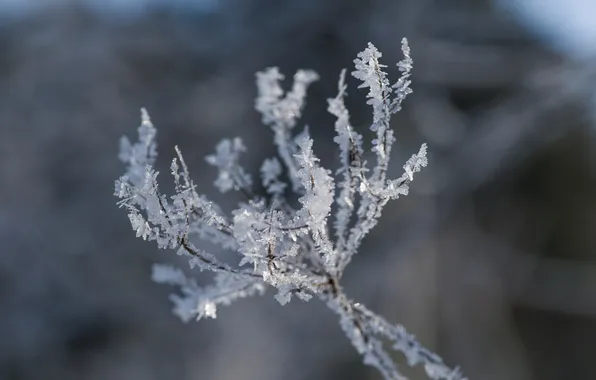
1;0;596;379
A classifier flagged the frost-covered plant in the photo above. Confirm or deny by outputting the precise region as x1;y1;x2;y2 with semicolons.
115;39;465;380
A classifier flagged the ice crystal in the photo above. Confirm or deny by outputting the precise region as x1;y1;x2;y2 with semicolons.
115;39;465;380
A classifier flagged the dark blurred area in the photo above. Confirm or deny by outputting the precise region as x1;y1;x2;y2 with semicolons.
1;1;595;379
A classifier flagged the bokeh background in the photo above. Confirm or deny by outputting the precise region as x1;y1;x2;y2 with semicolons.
1;1;596;379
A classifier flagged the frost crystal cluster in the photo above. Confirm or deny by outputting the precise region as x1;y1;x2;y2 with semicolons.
115;39;465;380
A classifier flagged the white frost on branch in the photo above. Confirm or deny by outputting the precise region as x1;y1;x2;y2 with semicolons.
205;137;252;194
255;67;320;192
115;39;465;380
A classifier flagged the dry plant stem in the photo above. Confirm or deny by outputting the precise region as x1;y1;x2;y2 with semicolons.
115;39;465;380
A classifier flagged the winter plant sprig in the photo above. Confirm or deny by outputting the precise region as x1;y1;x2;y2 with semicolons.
115;38;466;380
